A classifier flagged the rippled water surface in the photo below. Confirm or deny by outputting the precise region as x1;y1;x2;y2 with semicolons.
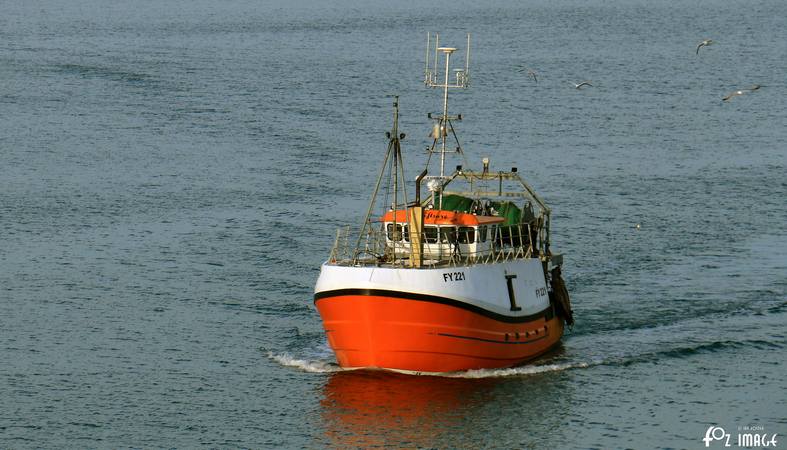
1;0;785;448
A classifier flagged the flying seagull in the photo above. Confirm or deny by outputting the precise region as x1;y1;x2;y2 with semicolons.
517;66;538;83
722;84;761;102
571;81;593;89
696;39;713;55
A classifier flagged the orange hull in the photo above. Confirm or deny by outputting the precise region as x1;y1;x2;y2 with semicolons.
315;290;564;373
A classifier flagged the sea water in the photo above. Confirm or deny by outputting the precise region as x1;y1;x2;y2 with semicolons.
1;0;785;448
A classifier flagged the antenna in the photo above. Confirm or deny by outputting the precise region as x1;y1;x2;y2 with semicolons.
424;32;471;181
433;33;439;84
424;32;470;89
424;33;430;84
465;33;470;81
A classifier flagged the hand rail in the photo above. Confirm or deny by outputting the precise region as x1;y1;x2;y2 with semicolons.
331;223;535;268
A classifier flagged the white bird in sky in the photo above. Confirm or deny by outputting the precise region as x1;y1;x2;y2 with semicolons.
571;81;593;89
696;39;713;55
722;84;761;102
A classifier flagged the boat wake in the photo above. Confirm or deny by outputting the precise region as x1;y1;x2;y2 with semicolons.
267;297;785;377
266;338;778;378
266;351;344;373
268;324;783;379
449;360;594;378
266;341;600;378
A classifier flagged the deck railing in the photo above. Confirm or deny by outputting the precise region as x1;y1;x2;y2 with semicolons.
328;223;538;268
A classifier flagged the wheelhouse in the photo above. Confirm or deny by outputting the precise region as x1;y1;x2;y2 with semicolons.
381;208;505;261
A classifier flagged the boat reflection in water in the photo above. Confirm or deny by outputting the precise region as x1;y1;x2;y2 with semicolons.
320;370;500;448
317;345;579;448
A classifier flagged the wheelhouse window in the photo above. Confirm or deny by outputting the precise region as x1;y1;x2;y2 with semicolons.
422;225;480;244
478;225;488;242
424;225;438;243
386;223;404;241
440;226;456;244
458;227;475;244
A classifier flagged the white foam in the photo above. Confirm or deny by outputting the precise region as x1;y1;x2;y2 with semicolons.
447;361;592;378
267;351;343;373
268;349;598;377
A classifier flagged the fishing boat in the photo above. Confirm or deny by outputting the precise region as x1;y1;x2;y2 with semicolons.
314;33;573;374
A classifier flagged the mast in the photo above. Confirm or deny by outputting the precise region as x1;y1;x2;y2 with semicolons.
424;33;470;207
439;47;453;178
352;97;408;264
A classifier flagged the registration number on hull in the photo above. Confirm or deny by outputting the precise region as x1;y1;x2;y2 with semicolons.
443;272;465;282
